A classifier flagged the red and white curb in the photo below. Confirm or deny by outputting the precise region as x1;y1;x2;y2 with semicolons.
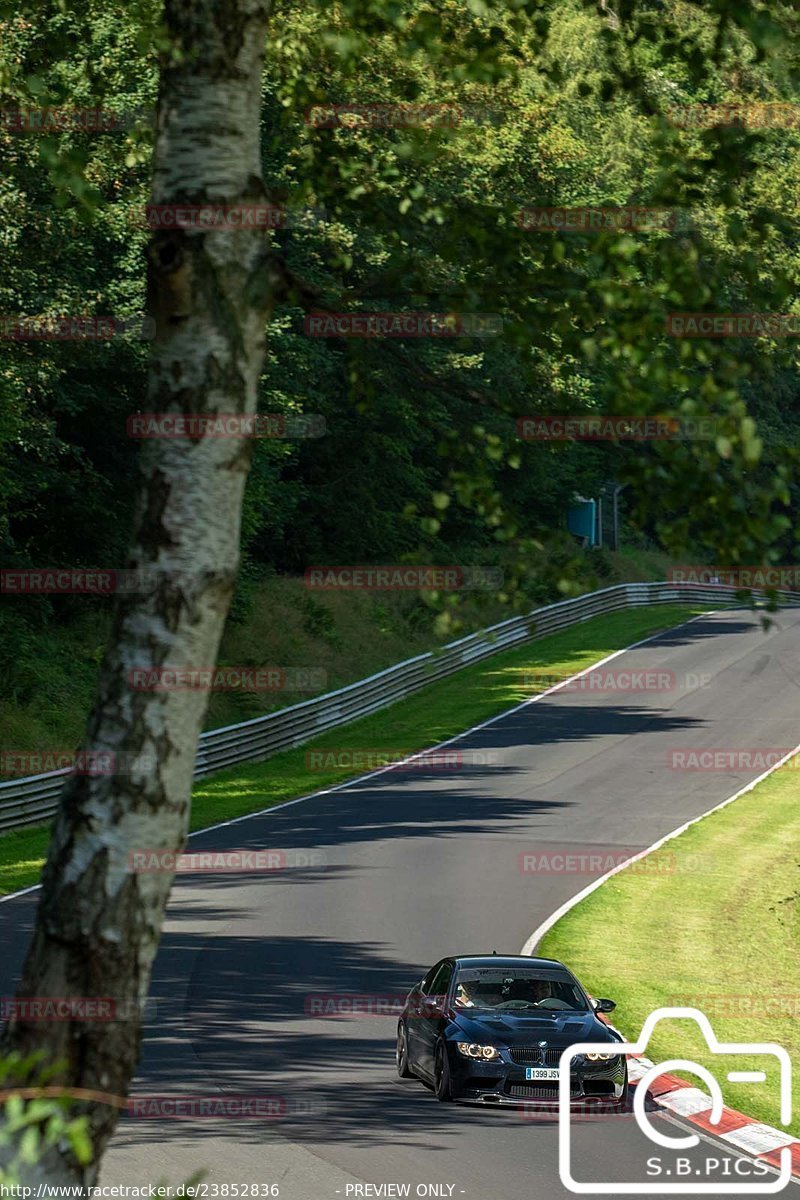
626;1054;800;1177
589;1006;800;1178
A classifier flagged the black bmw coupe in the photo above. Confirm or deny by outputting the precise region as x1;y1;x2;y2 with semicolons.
396;954;628;1106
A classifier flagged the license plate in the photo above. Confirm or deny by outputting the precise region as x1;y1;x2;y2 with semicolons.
525;1067;559;1081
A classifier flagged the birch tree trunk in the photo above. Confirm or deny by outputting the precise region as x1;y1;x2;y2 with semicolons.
1;0;274;1184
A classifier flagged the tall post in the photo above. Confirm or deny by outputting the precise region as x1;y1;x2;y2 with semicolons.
612;484;624;551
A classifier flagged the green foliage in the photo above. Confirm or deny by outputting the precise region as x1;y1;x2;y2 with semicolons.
1;0;800;696
0;1050;203;1186
0;1053;93;1183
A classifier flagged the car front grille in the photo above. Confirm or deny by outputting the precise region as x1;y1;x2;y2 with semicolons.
509;1048;563;1066
507;1083;581;1099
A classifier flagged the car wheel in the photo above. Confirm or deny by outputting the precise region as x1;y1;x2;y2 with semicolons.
396;1022;414;1079
434;1041;453;1102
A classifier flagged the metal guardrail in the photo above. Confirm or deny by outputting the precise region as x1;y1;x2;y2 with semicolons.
0;580;793;833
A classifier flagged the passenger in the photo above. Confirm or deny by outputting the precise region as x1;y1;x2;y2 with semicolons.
454;981;477;1008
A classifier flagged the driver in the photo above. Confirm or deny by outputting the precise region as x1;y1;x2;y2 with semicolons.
529;979;552;1004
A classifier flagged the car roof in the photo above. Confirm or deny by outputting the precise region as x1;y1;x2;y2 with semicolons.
453;954;567;970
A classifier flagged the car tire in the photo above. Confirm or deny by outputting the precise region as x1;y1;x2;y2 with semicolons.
434;1041;453;1102
396;1022;414;1079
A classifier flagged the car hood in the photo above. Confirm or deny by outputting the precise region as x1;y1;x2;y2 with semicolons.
449;1009;618;1047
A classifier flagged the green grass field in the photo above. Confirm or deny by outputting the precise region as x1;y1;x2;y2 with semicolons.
540;757;800;1135
0;602;704;895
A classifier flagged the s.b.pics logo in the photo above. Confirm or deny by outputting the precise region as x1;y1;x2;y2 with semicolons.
558;1008;793;1194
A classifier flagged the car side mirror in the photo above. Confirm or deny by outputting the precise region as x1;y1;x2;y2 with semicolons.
423;995;446;1017
593;997;616;1014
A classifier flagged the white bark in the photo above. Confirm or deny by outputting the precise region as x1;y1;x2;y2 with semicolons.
1;0;275;1185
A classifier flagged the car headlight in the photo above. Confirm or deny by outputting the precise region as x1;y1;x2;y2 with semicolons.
456;1042;500;1061
585;1051;618;1062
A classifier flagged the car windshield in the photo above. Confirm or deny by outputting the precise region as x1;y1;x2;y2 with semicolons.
452;967;590;1012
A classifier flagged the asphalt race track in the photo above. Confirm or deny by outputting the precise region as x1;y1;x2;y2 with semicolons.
3;608;800;1199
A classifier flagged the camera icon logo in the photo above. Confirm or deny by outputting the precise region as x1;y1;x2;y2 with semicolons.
558;1007;793;1194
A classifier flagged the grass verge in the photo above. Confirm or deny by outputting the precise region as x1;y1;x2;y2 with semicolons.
0;602;705;897
540;754;800;1135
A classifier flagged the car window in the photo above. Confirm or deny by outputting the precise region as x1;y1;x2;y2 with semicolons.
452;968;590;1012
427;960;453;1000
420;962;444;994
